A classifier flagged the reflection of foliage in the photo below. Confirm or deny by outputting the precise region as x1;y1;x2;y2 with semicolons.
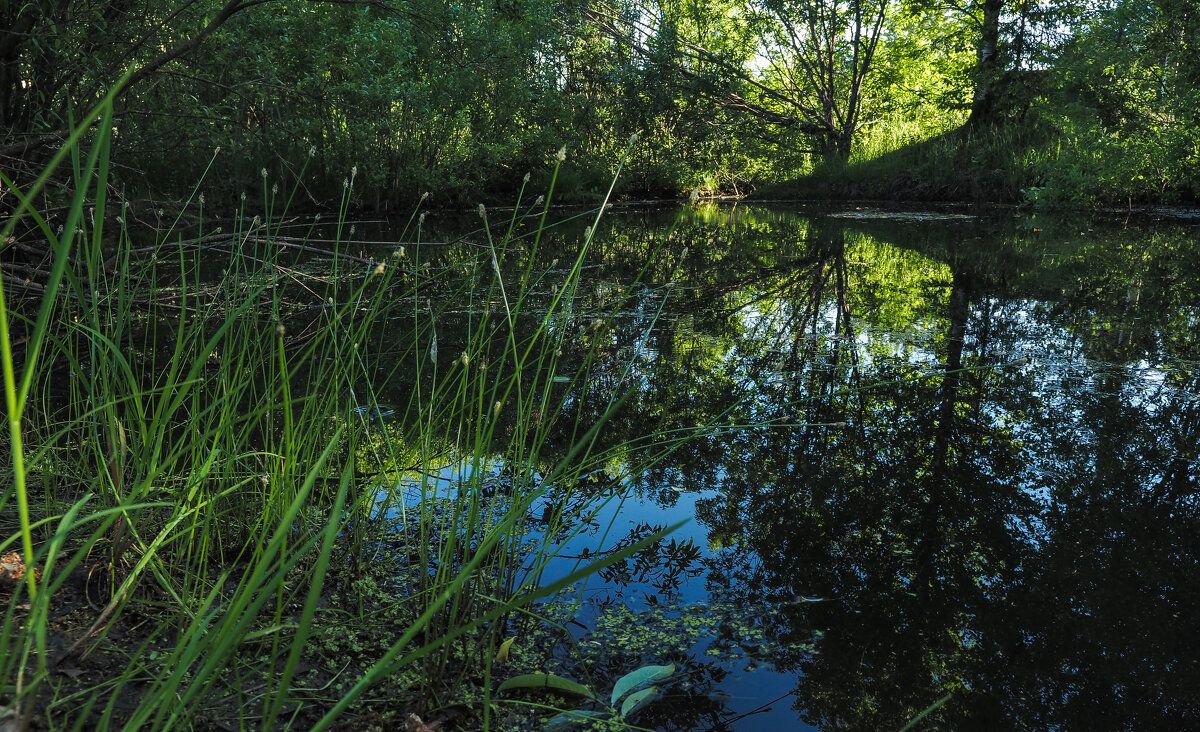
675;211;1200;729
597;523;704;595
372;205;1200;728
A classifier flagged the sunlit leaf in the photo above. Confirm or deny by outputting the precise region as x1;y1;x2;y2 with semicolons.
494;636;516;664
611;663;675;705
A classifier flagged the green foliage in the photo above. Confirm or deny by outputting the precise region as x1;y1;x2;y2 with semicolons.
610;663;675;706
501;662;677;729
0;102;708;728
499;673;599;700
1033;0;1200;204
5;0;1200;209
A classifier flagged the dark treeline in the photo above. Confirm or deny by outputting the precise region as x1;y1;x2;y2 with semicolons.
2;0;1198;208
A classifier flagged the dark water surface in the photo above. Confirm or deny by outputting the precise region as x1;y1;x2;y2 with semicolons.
379;203;1200;730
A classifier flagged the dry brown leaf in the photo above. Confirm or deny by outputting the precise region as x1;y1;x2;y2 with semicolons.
0;551;38;588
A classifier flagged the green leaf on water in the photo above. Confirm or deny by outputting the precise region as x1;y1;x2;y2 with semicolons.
611;663;675;705
619;685;662;718
499;672;596;700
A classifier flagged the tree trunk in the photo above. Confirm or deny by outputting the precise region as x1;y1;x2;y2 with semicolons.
817;129;853;165
968;0;1005;127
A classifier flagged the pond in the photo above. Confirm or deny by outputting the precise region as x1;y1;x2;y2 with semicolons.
362;201;1199;730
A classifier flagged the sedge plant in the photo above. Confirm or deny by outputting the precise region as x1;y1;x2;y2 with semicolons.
0;88;701;732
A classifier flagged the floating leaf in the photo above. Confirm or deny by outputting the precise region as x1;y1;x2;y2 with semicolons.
494;636;516;664
611;663;675;705
619;686;662;718
499;672;596;700
545;710;608;731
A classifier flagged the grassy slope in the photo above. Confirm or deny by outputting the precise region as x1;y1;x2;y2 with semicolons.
754;122;1060;205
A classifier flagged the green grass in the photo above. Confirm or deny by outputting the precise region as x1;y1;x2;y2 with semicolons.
756;118;1062;204
1;91;694;729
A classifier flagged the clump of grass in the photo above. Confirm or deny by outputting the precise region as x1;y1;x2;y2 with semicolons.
1;94;690;729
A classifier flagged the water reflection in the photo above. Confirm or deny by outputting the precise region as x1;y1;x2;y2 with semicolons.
384;205;1200;729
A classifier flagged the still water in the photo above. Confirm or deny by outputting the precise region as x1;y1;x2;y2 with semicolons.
380;202;1200;730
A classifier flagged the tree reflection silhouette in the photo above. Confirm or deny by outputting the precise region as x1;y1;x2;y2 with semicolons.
372;207;1200;729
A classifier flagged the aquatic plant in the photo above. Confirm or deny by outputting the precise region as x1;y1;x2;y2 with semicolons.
0;92;692;729
499;663;677;730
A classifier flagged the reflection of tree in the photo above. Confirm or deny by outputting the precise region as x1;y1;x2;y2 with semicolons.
997;338;1200;728
375;206;1200;728
678;215;1200;728
690;246;1041;727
